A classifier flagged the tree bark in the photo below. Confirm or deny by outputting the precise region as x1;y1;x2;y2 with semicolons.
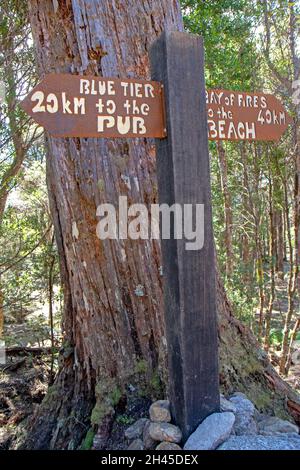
23;0;300;450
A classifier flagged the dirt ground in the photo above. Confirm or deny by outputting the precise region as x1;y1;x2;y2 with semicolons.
0;356;48;449
0;354;153;450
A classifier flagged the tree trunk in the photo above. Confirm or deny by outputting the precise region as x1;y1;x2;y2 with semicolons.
241;151;251;285
264;165;275;352
0;282;3;338
217;141;234;279
280;178;297;374
275;210;284;279
48;234;56;385
23;0;300;450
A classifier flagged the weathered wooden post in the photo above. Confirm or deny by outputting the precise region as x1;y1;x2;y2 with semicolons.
150;31;220;440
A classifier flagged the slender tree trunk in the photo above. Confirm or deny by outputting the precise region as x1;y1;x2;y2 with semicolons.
0;281;3;338
23;0;300;449
280;178;297;374
241;156;251;285
283;209;288;261
275;210;284;279
253;145;267;339
280;279;296;375
239;143;255;329
48;235;56;385
217;141;234;279
264;166;275;352
256;236;265;340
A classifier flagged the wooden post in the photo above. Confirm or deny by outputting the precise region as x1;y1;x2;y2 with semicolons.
150;31;220;441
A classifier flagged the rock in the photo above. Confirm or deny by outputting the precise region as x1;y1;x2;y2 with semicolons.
258;416;299;435
259;431;300;437
125;418;148;440
128;439;144;450
184;412;235;450
292;340;300;349
156;442;182;450
233;414;257;435
143;420;157;450
218;435;300;450
229;394;255;415
292;349;300;365
149;422;182;443
229;394;257;435
149;400;171;423
220;396;237;414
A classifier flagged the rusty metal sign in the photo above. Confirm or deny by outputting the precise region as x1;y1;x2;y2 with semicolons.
20;74;166;138
206;89;292;141
21;74;292;142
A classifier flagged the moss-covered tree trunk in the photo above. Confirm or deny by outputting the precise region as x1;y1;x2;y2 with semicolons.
23;0;300;450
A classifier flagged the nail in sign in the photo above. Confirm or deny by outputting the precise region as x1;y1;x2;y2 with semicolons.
20;74;166;138
207;89;293;141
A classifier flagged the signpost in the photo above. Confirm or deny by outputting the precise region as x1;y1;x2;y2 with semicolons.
150;31;220;440
206;89;292;141
21;30;292;442
21;77;292;143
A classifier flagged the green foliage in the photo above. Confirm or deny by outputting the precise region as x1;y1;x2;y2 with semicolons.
116;414;135;426
110;386;122;407
80;429;95;450
182;0;261;89
134;359;148;375
1;161;62;346
225;280;255;325
269;328;284;346
0;0;62;354
133;359;164;399
90;378;123;427
91;402;112;426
